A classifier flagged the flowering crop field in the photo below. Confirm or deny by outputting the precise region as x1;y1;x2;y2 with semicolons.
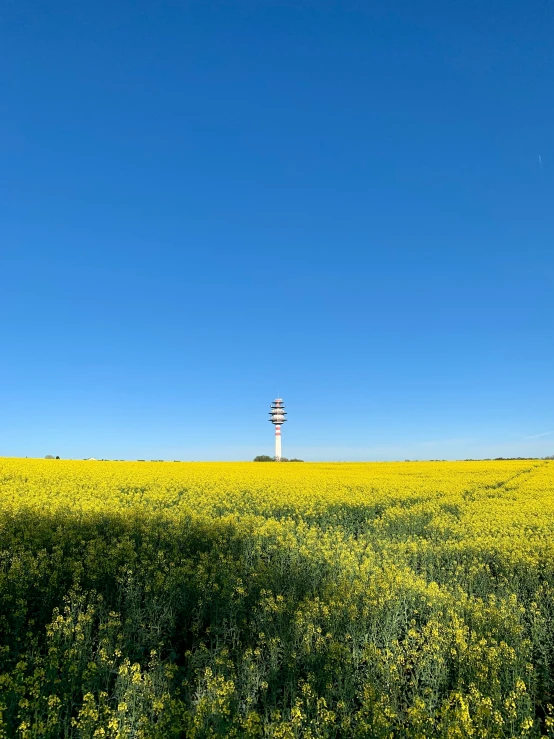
1;458;554;738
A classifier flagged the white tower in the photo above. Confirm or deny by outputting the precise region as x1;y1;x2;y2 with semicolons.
269;398;287;461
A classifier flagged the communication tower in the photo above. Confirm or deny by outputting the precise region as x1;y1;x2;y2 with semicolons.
269;398;287;461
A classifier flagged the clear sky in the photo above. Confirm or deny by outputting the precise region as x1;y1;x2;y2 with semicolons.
1;1;553;461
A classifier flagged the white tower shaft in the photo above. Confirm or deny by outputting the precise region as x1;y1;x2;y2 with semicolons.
275;425;281;461
269;397;286;462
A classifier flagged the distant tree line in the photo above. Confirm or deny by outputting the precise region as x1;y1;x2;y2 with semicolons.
476;456;554;461
253;456;304;462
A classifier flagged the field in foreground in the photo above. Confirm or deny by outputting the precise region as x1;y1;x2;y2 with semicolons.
1;459;554;738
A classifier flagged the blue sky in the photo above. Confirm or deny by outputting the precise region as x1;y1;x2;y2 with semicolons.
1;0;553;461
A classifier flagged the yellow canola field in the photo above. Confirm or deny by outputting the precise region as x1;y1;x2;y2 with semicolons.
0;456;549;521
2;458;554;564
1;457;554;738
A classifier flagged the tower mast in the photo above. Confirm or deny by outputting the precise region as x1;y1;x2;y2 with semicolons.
269;398;287;461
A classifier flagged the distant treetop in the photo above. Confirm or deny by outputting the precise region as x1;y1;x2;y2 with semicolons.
253;455;304;462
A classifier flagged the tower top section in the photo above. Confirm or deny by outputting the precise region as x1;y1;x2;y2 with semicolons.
269;397;287;425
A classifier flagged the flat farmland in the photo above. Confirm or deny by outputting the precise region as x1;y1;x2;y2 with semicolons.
1;458;554;738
